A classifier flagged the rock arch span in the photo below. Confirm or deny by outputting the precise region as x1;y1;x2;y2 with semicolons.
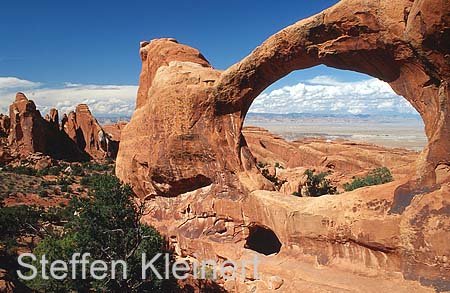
116;0;450;198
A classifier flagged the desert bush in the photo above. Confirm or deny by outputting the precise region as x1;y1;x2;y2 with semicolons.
70;164;85;176
40;180;57;187
60;184;69;193
303;169;337;197
37;165;64;176
24;174;174;292
82;161;112;172
4;165;37;176
274;162;284;169
344;167;393;192
57;176;74;186
38;190;49;197
80;175;90;186
0;205;42;250
261;168;286;190
257;161;268;169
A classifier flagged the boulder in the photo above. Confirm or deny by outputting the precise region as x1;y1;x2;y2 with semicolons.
267;275;283;290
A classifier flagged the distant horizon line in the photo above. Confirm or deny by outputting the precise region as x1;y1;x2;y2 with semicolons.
0;110;422;119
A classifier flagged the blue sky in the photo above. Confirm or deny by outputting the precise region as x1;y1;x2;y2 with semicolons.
0;0;418;116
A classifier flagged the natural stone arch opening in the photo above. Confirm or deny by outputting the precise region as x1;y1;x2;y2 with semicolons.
244;67;426;151
116;0;450;198
212;0;450;190
241;68;426;195
245;224;282;255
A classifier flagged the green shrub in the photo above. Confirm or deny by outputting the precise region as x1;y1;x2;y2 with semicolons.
344;167;393;192
0;205;42;250
80;174;94;187
40;180;57;187
36;168;49;176
274;162;284;169
60;184;69;193
38;190;49;197
261;168;286;190
57;176;74;186
4;165;37;176
47;165;63;176
25;174;174;292
257;161;268;169
70;164;85;176
303;169;337;197
83;162;112;172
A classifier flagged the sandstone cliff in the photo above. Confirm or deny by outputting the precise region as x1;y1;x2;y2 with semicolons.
117;0;450;198
115;0;450;290
5;93;118;161
62;104;118;159
0;114;10;137
8;93;86;161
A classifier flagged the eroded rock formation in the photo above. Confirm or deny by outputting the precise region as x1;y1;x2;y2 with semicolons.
115;0;450;290
62;104;118;159
8;93;85;160
0;114;10;137
243;126;418;194
5;94;118;161
117;0;450;199
44;108;60;130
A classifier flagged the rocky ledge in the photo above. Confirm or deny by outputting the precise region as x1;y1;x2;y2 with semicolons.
114;0;450;291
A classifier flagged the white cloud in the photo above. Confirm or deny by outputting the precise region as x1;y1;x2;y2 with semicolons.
0;75;418;118
63;82;83;87
307;75;342;86
0;77;41;89
0;77;137;116
249;76;418;115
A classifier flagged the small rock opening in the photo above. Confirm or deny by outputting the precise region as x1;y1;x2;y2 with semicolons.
245;224;282;255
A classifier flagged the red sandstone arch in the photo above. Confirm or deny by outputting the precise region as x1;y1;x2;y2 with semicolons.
116;0;450;198
213;0;450;186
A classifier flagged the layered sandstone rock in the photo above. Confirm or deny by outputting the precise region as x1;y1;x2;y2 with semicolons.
44;108;60;130
0;114;10;137
243;126;418;193
117;0;450;198
116;0;450;290
5;94;117;161
116;38;266;197
102;122;127;142
62;104;118;159
140;175;449;291
8;93;85;160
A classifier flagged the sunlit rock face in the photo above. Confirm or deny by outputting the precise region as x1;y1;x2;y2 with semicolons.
7;93;86;161
118;0;450;197
116;0;450;290
62;104;118;159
